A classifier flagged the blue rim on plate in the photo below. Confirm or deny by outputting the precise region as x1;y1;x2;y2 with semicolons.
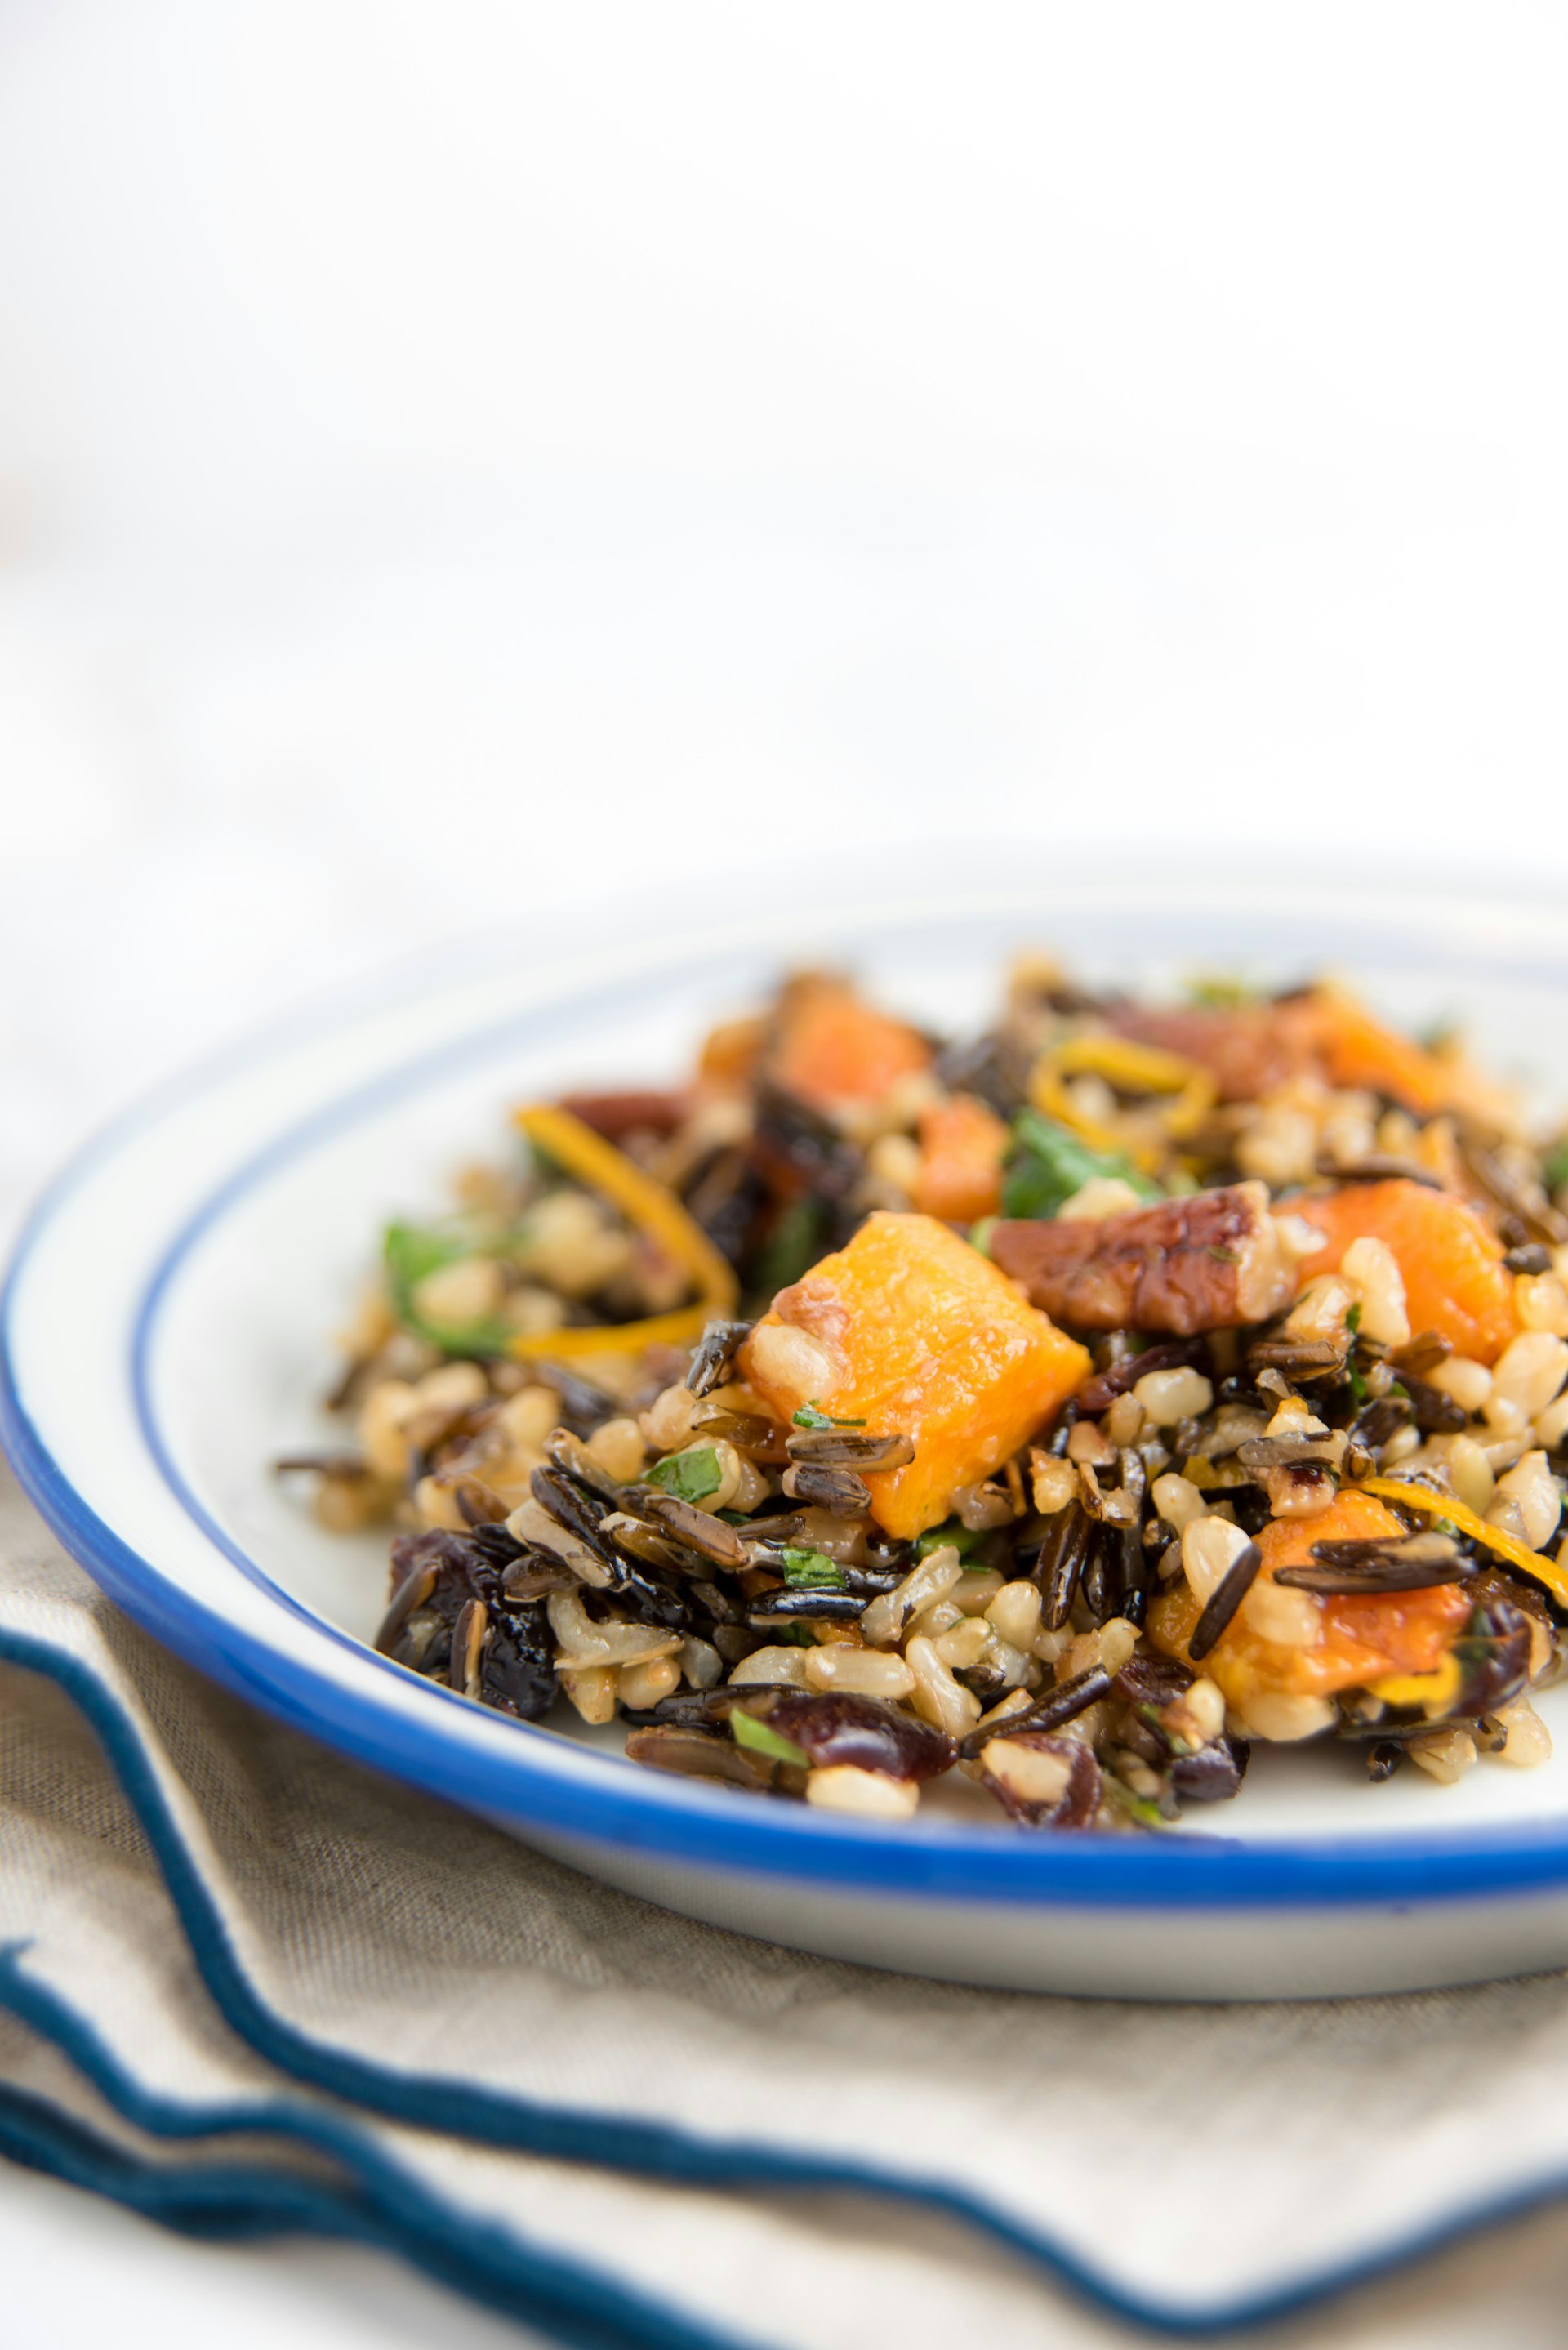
8;881;1568;1914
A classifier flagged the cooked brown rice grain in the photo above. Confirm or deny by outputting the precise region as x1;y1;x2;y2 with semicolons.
1407;1727;1478;1785
1029;1451;1077;1514
559;1665;618;1726
726;1645;814;1688
804;1647;917;1701
805;1764;920;1819
617;1656;682;1711
904;1635;982;1738
583;1416;648;1483
985;1580;1043;1650
858;1548;964;1646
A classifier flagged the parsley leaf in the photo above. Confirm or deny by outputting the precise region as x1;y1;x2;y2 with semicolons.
383;1220;512;1358
731;1710;811;1767
647;1447;724;1505
791;1402;867;1429
914;1520;981;1559
1544;1139;1568;1194
780;1547;845;1590
756;1197;829;1292
1001;1109;1161;1220
1186;974;1258;1009
1346;1300;1363;1335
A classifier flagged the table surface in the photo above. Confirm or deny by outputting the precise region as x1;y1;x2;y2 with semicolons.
4;4;1568;2341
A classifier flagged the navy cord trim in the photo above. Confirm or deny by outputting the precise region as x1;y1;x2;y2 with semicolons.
2;1626;1565;2337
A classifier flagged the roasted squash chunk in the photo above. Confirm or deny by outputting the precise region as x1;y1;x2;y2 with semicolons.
1148;1491;1472;1737
1294;1179;1518;1364
911;1093;1008;1224
768;976;932;1112
739;1210;1089;1539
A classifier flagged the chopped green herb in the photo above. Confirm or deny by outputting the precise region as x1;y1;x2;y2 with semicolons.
791;1401;867;1429
647;1447;724;1505
731;1709;812;1767
383;1220;512;1358
1207;1244;1241;1264
756;1197;829;1293
1103;1777;1168;1831
915;1520;981;1559
768;1625;818;1647
1346;1300;1363;1335
1001;1109;1161;1221
968;1215;996;1258
780;1547;845;1590
1347;1360;1367;1408
1186;974;1258;1009
1543;1139;1568;1195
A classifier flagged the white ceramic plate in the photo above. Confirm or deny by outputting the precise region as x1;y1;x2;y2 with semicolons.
8;877;1568;1999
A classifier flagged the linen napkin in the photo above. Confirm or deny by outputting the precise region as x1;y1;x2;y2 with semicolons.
7;1460;1568;2350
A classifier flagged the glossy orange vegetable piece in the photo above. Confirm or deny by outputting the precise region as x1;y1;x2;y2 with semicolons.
1294;1178;1518;1363
911;1093;1008;1224
739;1211;1089;1540
1307;987;1455;1115
1148;1491;1472;1714
768;977;932;1111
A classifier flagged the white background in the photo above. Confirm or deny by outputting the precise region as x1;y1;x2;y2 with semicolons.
2;4;1566;2339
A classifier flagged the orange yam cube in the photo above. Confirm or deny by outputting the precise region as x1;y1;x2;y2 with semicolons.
911;1094;1009;1224
1294;1179;1517;1364
769;977;932;1112
739;1211;1089;1539
1148;1492;1472;1728
1307;988;1455;1116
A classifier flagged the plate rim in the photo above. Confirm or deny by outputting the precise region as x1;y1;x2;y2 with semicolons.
11;881;1568;1911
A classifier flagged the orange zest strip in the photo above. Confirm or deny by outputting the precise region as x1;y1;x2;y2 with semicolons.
1028;1037;1217;1164
1358;1475;1568;1612
509;1104;739;1360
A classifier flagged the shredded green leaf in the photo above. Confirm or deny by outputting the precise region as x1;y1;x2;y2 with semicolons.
383;1220;512;1358
756;1197;829;1293
1186;974;1258;1009
1103;1777;1168;1831
968;1215;996;1258
780;1547;845;1590
647;1447;724;1505
1001;1110;1161;1221
791;1402;866;1429
1543;1139;1568;1195
1346;1301;1363;1335
914;1520;981;1559
731;1709;811;1767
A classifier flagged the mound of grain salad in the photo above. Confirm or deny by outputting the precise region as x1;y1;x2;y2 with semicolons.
280;961;1568;1830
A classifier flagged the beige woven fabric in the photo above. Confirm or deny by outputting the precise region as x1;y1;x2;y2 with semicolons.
4;1459;1568;2349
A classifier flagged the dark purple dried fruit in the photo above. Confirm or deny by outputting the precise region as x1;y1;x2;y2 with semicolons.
376;1529;557;1720
977;1732;1102;1828
1170;1736;1249;1804
764;1692;956;1781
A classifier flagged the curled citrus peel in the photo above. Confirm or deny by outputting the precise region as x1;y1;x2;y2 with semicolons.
1028;1037;1216;1166
509;1104;738;1359
1357;1475;1568;1613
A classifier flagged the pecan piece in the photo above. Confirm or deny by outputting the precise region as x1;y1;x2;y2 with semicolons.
991;1181;1293;1335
